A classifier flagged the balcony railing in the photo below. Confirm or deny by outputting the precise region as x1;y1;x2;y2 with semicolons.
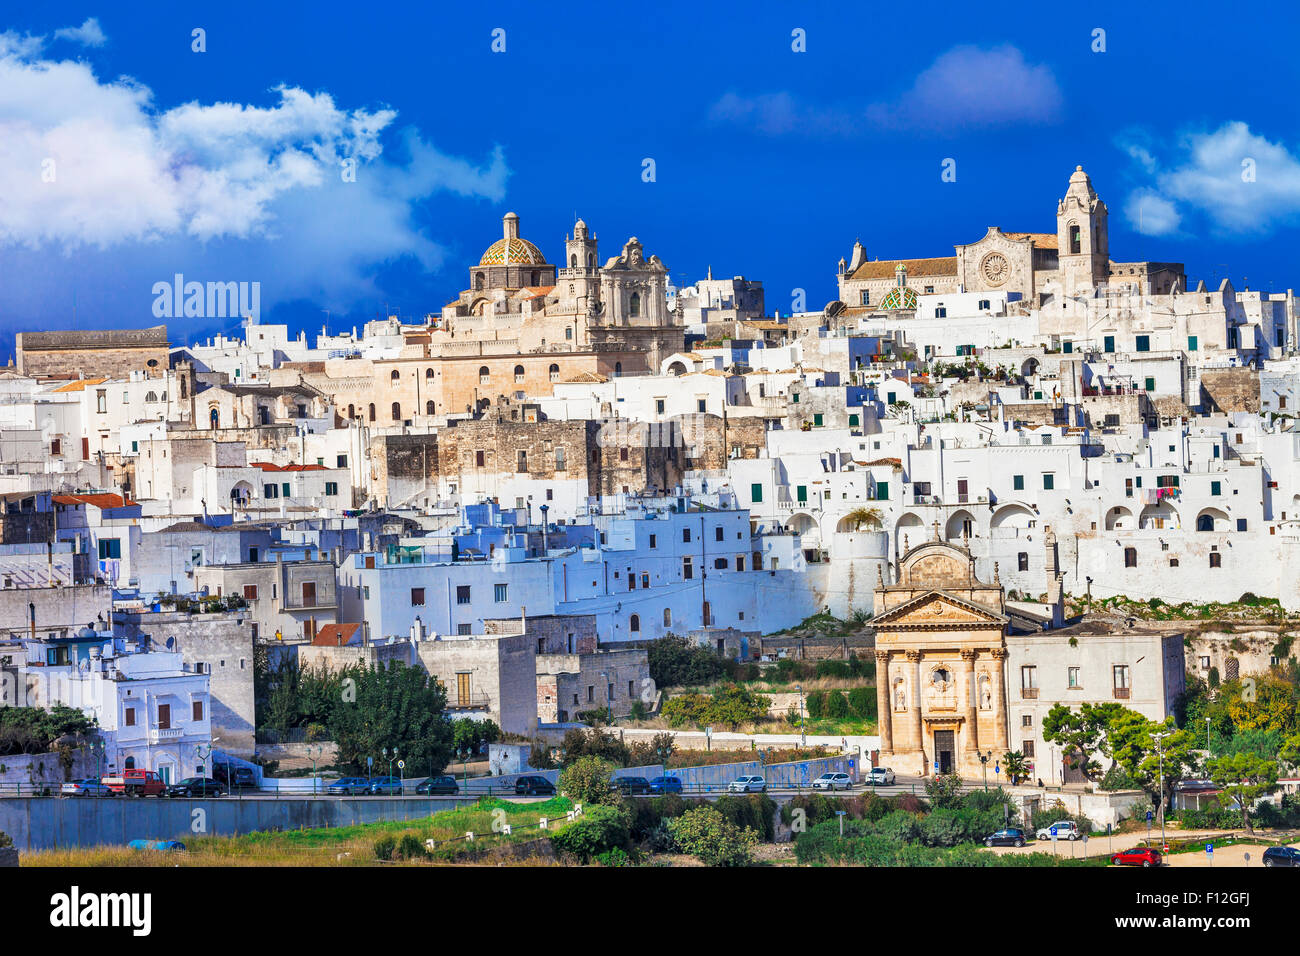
1112;687;1131;700
1021;688;1039;699
149;727;186;743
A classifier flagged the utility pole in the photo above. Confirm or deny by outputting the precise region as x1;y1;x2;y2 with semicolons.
1151;730;1171;849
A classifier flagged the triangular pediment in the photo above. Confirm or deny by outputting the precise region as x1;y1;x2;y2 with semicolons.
873;590;1007;628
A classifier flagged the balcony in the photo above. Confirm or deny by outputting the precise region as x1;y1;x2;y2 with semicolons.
1021;688;1039;700
1112;687;1131;700
149;727;186;744
447;692;491;711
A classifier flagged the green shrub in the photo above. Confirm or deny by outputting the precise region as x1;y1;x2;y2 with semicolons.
805;690;826;720
395;833;427;860
824;691;850;719
847;686;876;720
713;793;776;842
667;806;758;866
558;756;621;806
551;805;632;862
373;835;396;861
875;809;922;843
595;847;632;867
628;793;687;841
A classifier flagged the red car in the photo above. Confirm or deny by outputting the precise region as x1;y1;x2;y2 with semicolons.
1111;846;1162;867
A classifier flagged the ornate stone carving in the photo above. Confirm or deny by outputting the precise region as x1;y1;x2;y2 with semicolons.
981;252;1010;286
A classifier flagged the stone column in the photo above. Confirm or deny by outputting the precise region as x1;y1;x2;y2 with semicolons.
906;650;924;772
875;651;893;754
961;648;979;755
990;647;1009;751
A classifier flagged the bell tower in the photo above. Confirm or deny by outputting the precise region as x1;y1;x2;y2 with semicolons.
561;218;601;324
1056;165;1109;297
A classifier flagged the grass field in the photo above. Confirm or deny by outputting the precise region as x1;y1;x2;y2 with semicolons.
21;796;575;867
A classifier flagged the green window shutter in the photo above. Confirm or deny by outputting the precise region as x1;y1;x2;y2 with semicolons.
887;392;896;404
792;393;800;403
1145;377;1155;392
1013;475;1024;491
875;481;889;501
1211;481;1221;496
751;483;763;503
1103;335;1115;353
282;482;291;497
813;413;824;427
1043;474;1055;490
1188;335;1198;351
796;485;807;503
849;414;859;427
1063;341;1073;354
1136;335;1150;352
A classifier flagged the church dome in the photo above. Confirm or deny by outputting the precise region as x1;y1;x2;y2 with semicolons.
478;237;548;266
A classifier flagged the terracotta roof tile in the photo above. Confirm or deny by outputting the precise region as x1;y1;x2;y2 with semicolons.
849;257;958;281
53;493;138;509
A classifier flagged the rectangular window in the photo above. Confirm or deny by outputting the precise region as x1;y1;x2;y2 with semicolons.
1113;665;1131;698
97;538;122;560
157;704;171;730
337;454;348;468
517;450;527;473
96;390;107;414
682;528;691;543
715;526;724;542
1068;667;1080;689
875;481;889;501
813;413;824;427
411;587;425;606
1020;666;1038;698
1211;481;1221;496
751;483;763;503
193;701;204;722
264;483;278;499
682;557;693;580
243;585;258;601
649;533;657;548
886;391;896;404
1187;335;1198;352
494;583;508;602
1022;740;1036;758
1236;518;1247;532
1062;341;1073;354
324;482;338;496
125;707;136;727
1042;473;1055;491
1144;377;1155;392
281;482;291;497
796;485;807;503
1135;335;1150;352
555;447;566;470
697;399;707;413
1103;335;1115;353
456;624;472;636
1013;474;1024;491
655;399;665;414
456;585;471;605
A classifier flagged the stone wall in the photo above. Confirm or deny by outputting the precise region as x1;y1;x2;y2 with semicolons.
1199;367;1260;414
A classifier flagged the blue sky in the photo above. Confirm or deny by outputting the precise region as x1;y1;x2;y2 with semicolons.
2;1;1299;351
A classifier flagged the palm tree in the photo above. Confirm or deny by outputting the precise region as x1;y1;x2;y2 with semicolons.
843;507;884;531
1002;750;1028;785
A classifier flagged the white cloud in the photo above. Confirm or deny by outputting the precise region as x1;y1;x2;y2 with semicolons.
708;44;1060;138
1125;189;1182;237
54;17;107;48
0;29;509;315
1119;122;1300;237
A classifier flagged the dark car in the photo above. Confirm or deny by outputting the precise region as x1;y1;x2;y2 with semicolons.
415;775;459;795
614;776;652;795
648;776;682;794
368;776;403;795
1111;847;1162;867
166;776;226;798
985;827;1028;848
1262;846;1300;867
514;775;556;796
215;765;257;790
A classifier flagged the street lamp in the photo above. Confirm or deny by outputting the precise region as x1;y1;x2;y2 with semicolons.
1151;730;1171;849
383;746;399;784
977;750;993;791
307;744;323;796
795;684;806;747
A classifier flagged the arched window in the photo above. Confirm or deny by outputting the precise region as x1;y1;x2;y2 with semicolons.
1069;222;1082;254
390;370;400;385
347;404;355;419
549;363;560;382
1209;552;1222;568
530;270;540;286
479;366;490;384
629;292;641;317
514;365;525;383
570;254;577;267
124;756;136;770
368;403;376;422
663;608;672;627
180;378;188;399
587;253;594;268
629;614;640;633
425;368;434;381
475;272;485;290
209;407;219;429
145;391;158;403
1196;514;1214;532
391;402;401;421
614;362;622;377
425;400;435;415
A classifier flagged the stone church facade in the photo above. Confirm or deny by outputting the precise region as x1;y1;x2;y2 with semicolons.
872;536;1010;779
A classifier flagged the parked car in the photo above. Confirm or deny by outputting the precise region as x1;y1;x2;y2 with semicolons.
811;772;853;791
514;775;555;796
101;769;167;797
1262;846;1300;867
1111;847;1163;867
727;775;766;793
215;765;257;791
1036;820;1080;841
368;776;403;795
327;777;372;795
61;778;111;798
985;827;1028;848
614;776;652;795
867;767;896;786
415;775;459;795
648;776;682;794
165;777;226;798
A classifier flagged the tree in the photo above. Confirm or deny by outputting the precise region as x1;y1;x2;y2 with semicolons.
1207;752;1279;834
551;804;632;862
1108;714;1199;812
1040;702;1127;781
329;661;454;777
646;635;727;688
1002;750;1028;785
843;507;883;531
558;755;622;806
1222;676;1299;736
1280;733;1300;774
923;772;964;809
667;806;758;866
